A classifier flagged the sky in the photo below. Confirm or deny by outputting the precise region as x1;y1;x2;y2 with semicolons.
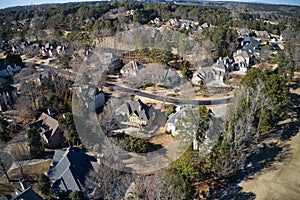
0;0;299;9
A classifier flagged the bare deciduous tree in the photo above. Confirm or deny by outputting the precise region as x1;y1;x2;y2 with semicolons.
18;81;40;111
216;79;274;177
85;163;132;200
127;172;183;200
0;151;12;182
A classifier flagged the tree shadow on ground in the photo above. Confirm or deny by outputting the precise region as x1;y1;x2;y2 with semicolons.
230;190;256;200
237;92;300;180
208;92;300;199
236;144;291;183
208;144;290;199
218;186;256;200
147;143;164;152
280;93;300;142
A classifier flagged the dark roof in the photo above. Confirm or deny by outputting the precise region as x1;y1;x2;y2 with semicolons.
242;37;260;49
0;85;17;94
0;59;6;70
48;147;97;195
9;187;41;200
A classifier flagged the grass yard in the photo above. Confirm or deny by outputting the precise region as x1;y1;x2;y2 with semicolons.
0;160;51;195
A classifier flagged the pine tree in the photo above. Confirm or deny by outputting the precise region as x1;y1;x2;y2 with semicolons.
28;128;45;158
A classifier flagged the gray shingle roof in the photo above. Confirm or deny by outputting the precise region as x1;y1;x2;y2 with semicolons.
242;37;260;49
78;85;105;111
167;106;194;126
121;60;144;77
10;187;41;200
48;147;97;195
116;99;154;122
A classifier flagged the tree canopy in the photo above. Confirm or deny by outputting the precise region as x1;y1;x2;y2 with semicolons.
27;127;45;158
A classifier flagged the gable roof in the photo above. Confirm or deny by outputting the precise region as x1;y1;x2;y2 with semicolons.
4;187;41;200
255;30;270;39
234;50;250;60
103;52;120;67
122;60;142;71
120;60;144;77
237;28;252;36
242;37;260;49
117;99;154;122
48;147;97;195
138;65;181;87
30;112;61;143
193;66;223;83
78;85;105;111
168;107;187;126
11;187;41;200
213;57;234;72
80;85;104;101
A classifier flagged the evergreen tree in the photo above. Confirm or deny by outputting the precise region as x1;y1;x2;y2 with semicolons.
0;118;9;142
69;190;84;200
37;174;52;197
4;52;24;67
28;127;45;158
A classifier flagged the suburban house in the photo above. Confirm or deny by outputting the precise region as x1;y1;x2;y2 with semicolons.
167;106;201;150
233;50;250;73
167;106;215;151
167;18;180;27
103;52;121;72
126;9;135;16
36;68;56;86
0;85;18;112
0;58;22;78
158;68;181;88
40;42;54;57
167;106;189;137
198;22;211;30
0;180;41;200
180;21;195;30
116;99;155;128
0;64;21;78
120;60;144;77
241;37;260;61
236;28;252;37
192;67;224;86
212;56;234;72
241;36;260;48
48;147;98;197
30;112;64;148
56;45;67;55
77;85;105;112
255;30;271;42
150;17;162;26
138;65;181;88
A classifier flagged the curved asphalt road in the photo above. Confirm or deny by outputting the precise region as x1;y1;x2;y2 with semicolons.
12;61;231;106
106;83;231;106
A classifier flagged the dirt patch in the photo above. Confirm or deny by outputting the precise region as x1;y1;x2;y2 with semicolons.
149;126;172;147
